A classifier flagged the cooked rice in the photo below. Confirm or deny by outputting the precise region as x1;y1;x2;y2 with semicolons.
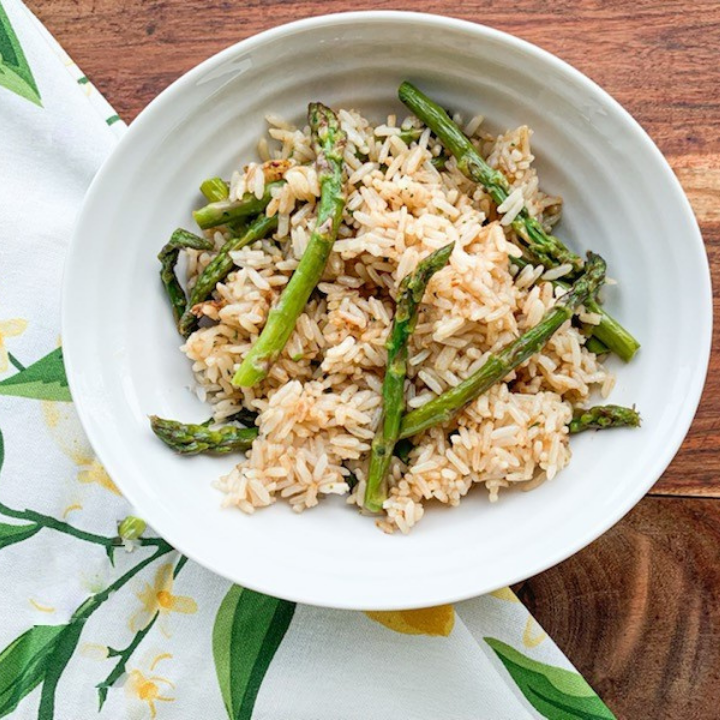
181;107;613;533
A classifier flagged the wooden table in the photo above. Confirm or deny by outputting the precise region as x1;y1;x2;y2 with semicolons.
29;1;720;716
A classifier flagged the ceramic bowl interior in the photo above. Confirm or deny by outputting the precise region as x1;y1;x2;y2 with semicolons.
63;11;711;609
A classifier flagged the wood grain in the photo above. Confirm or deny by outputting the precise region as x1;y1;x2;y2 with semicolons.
26;0;720;498
24;0;720;715
516;497;720;720
27;0;720;155
659;151;720;498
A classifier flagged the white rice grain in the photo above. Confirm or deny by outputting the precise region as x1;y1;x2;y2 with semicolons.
180;106;615;531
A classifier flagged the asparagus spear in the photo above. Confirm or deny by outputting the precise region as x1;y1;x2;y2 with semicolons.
568;405;641;434
398;82;640;361
193;180;285;230
158;229;215;327
511;255;639;361
364;243;454;513
199;176;259;238
582;296;639;361
200;177;230;202
232;102;347;388
150;416;258;455
178;213;279;337
399;252;607;439
399;81;582;273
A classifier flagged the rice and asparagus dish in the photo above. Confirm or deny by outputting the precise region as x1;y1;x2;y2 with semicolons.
151;82;641;533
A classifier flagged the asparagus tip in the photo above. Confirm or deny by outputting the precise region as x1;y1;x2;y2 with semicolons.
397;80;416;103
569;404;641;434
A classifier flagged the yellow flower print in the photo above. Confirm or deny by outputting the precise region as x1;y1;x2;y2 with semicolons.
77;457;120;495
364;604;455;637
522;615;547;648
0;318;27;372
80;643;110;661
129;564;198;637
125;653;175;719
29;598;56;613
28;567;110;623
490;587;520;603
62;503;83;518
41;401;120;494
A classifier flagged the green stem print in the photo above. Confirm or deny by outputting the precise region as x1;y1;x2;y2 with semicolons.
213;586;296;720
0;541;178;720
0;337;299;718
485;637;616;719
96;555;189;709
37;624;84;720
97;615;159;708
0;427;183;719
6;353;24;372
0;501;167;560
0;624;65;717
0;1;42;106
37;544;176;720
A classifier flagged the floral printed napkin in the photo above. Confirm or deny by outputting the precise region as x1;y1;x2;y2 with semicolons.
0;1;615;718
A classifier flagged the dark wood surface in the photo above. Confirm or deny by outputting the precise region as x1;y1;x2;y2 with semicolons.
27;1;720;716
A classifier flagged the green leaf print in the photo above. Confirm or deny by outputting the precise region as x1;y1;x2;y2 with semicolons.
0;347;70;402
0;434;40;549
37;622;83;720
0;522;39;549
213;586;296;720
485;638;616;720
0;1;42;106
0;624;65;717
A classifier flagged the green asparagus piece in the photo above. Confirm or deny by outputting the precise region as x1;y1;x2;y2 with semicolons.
199;177;256;235
510;255;639;361
178;213;279;337
568;405;641;434
193;180;284;230
150;416;258;455
364;243;454;513
158;229;214;328
346;470;359;492
398;127;423;145
399;81;640;360
399;252;607;439
227;407;260;427
430;155;448;171
394;438;414;464
232;102;347;388
398;81;582;273
200;177;230;202
582;296;639;362
584;335;610;355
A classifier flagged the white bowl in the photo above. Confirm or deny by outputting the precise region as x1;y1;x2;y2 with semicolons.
63;11;712;609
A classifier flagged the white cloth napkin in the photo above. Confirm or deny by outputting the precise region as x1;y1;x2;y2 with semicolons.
0;1;614;718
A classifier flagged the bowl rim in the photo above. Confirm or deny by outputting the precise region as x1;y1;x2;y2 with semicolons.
62;10;713;609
